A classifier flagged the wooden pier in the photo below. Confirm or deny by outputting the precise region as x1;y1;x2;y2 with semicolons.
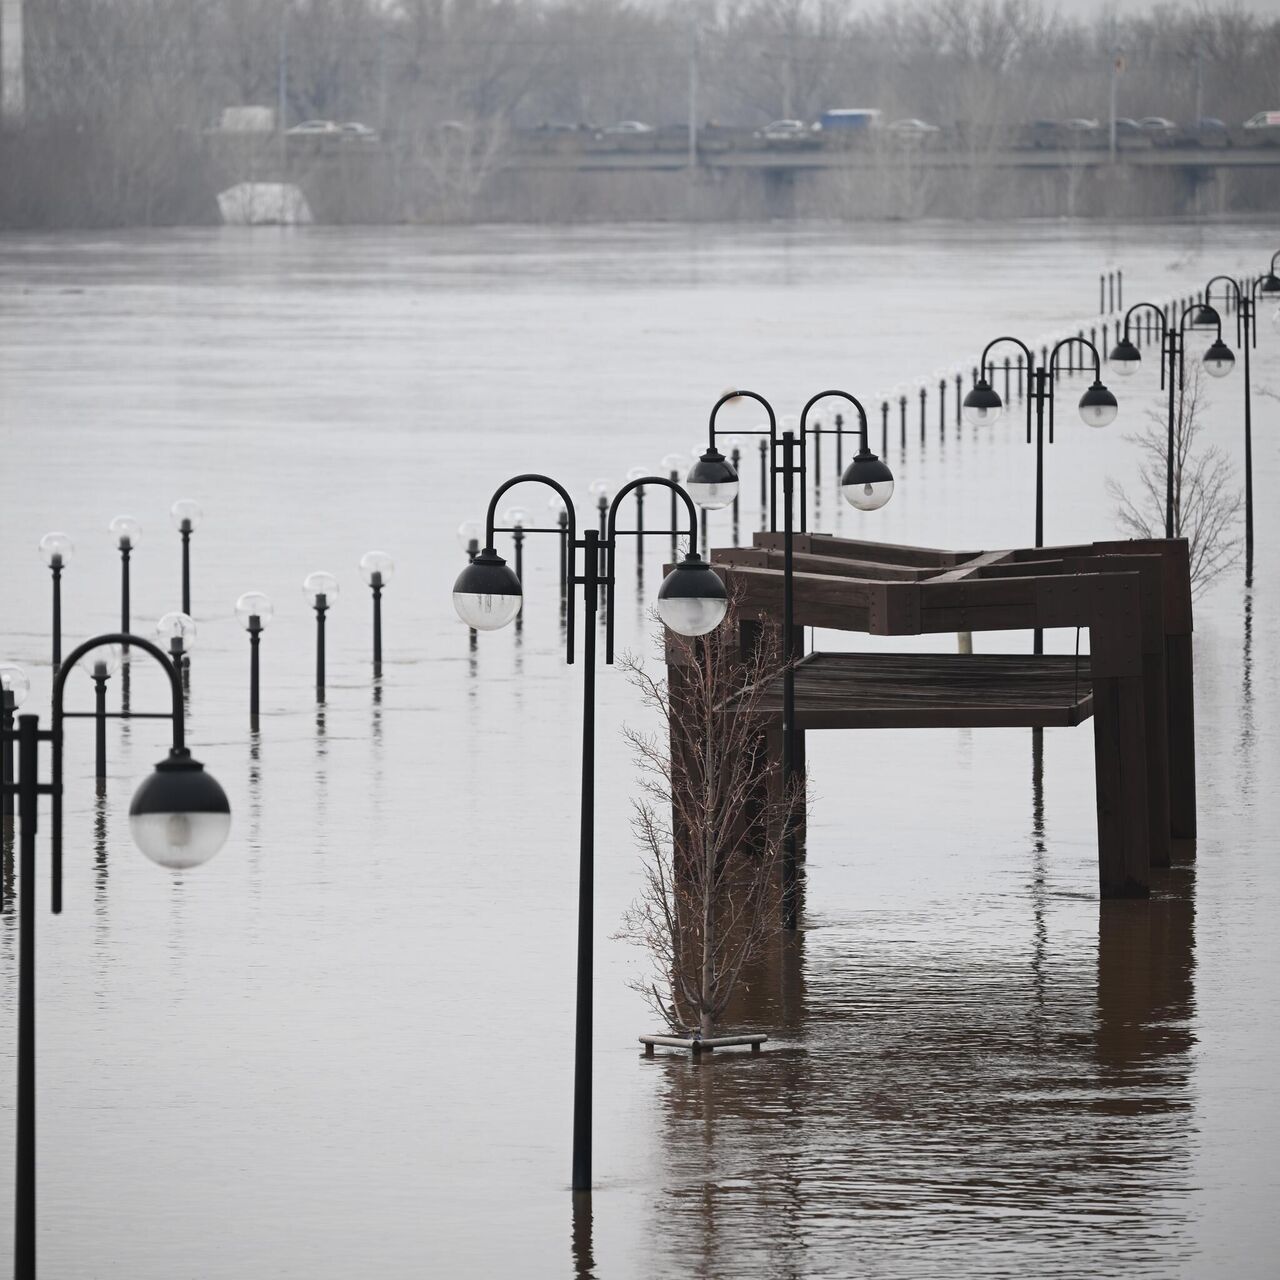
675;534;1195;899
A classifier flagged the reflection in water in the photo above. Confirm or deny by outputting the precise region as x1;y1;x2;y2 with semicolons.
247;733;264;903
570;1192;596;1280
1238;588;1254;778
93;791;109;908
644;816;1197;1277
1030;728;1047;1029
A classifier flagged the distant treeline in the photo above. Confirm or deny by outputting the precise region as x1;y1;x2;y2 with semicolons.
3;0;1280;227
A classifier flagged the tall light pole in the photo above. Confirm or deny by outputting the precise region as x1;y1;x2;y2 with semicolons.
687;389;894;927
6;634;231;1280
965;339;1119;653
1108;300;1234;539
452;473;727;1196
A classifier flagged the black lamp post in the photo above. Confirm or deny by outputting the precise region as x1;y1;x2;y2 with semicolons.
688;388;893;928
451;473;727;1197
4;633;230;1280
236;591;273;730
1108;300;1234;540
81;646;122;788
1202;273;1270;575
108;516;141;644
359;551;394;675
37;533;73;674
303;572;338;702
156;611;195;693
1;664;29;821
170;499;202;617
965;336;1118;653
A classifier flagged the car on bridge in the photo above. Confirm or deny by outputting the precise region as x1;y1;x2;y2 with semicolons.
1244;111;1280;129
754;119;819;144
599;120;654;136
286;119;340;137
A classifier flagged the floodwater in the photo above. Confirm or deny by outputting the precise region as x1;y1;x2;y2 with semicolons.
0;220;1277;1278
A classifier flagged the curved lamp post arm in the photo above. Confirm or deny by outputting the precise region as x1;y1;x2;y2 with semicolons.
707;388;777;450
50;632;185;914
1271;250;1279;274
1177;302;1221;339
1046;336;1103;443
798;390;870;534
604;475;700;664
481;474;579;665
1120;300;1170;342
1119;301;1172;387
800;389;869;449
709;388;778;529
1204;274;1246;347
980;335;1036;443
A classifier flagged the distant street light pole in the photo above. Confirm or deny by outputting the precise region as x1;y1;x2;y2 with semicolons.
1107;299;1234;539
37;533;73;674
108;516;141;645
170;500;202;617
965;338;1119;652
452;472;727;1197
236;592;273;730
6;634;231;1280
1202;271;1275;578
359;552;395;676
303;572;338;702
688;388;894;927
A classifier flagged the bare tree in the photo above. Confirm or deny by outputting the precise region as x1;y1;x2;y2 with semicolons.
1106;363;1242;594
616;603;792;1039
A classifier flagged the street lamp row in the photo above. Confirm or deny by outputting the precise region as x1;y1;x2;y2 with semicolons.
3;634;231;1280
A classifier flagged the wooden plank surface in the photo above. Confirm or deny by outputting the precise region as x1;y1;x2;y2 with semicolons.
723;652;1094;730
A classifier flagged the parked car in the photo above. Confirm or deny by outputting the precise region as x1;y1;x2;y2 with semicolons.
340;122;378;141
754;119;813;141
1189;117;1232;147
819;108;881;131
1140;116;1177;132
599;120;654;135
286;119;340;136
1243;111;1280;128
1062;118;1101;132
1114;117;1142;134
887;118;940;135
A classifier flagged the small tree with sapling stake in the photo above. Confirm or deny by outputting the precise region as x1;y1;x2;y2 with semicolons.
1106;363;1242;595
616;598;794;1039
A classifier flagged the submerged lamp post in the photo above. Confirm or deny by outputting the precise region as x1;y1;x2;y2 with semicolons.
236;591;273;730
108;516;141;642
452;471;727;1197
303;572;338;701
5;633;230;1280
1;664;28;820
1202;274;1267;574
1108;299;1234;540
37;533;73;674
965;336;1118;653
170;499;202;616
80;644;123;786
688;388;893;928
156;611;195;691
359;552;394;675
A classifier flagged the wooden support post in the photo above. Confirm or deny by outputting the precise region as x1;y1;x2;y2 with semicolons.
1091;572;1151;897
1165;632;1197;845
1092;675;1151;897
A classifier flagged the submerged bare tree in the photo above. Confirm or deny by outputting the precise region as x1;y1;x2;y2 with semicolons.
1106;364;1242;594
616;604;792;1038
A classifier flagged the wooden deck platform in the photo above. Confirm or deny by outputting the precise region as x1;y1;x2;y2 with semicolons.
734;652;1093;730
671;533;1199;898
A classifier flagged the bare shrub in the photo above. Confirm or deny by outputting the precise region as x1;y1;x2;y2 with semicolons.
616;601;794;1038
1106;363;1242;594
